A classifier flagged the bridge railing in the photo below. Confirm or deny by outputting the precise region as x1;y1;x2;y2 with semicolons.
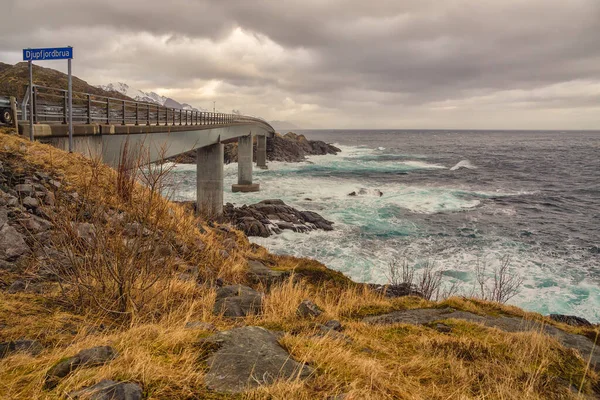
25;85;274;132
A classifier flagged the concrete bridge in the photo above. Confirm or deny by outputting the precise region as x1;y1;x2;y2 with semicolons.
18;85;275;218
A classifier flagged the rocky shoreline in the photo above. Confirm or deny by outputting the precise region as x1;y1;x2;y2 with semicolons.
167;131;341;164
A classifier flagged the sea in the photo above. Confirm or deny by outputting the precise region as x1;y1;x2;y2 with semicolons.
167;130;600;322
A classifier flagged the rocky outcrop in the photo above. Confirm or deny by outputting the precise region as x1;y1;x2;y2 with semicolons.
223;199;334;238
202;326;313;393
167;132;341;164
549;314;593;327
45;346;118;388
213;285;263;317
363;308;600;372
68;379;143;400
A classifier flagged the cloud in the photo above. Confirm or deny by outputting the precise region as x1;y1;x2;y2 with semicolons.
1;0;599;128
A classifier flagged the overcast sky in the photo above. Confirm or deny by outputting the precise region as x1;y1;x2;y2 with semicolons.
1;0;599;129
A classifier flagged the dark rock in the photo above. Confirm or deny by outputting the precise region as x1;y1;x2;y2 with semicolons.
348;191;357;196
323;320;342;332
247;260;289;287
297;299;323;318
213;285;263;317
369;283;423;298
223;200;334;238
14;184;34;196
185;321;217;331
202;326;313;393
68;379;143;400
0;339;43;359
434;323;453;333
549;314;593;327
7;279;26;293
45;346;118;388
22;196;39;209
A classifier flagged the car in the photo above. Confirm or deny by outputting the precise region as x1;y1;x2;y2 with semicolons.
0;96;14;125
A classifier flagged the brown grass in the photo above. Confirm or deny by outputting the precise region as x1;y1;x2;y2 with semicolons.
0;132;598;399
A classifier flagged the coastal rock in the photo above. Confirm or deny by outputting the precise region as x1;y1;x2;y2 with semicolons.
297;299;323;318
0;339;43;359
45;345;118;388
68;380;143;400
213;285;263;317
223;200;333;238
202;326;313;393
549;314;593;327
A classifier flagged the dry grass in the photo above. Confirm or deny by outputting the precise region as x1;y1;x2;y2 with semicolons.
0;132;598;399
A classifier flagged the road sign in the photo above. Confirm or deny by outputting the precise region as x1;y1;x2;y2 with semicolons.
23;47;73;61
24;46;74;152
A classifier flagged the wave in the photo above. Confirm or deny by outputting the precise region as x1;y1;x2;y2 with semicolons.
450;160;477;171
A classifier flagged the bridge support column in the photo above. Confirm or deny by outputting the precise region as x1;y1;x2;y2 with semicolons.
256;135;268;169
232;134;260;193
197;143;224;218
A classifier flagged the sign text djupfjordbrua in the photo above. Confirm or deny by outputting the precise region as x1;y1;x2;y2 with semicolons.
23;47;73;61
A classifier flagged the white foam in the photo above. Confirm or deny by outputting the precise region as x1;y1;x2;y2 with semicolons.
450;160;477;171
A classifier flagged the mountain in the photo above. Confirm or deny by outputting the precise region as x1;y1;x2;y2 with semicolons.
0;62;134;101
98;82;206;112
270;120;302;132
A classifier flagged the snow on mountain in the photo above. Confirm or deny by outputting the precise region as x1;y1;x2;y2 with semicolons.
98;82;205;112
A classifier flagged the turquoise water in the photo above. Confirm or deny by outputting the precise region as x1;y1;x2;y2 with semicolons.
168;130;600;321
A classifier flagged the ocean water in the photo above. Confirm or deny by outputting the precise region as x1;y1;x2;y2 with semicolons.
167;130;600;321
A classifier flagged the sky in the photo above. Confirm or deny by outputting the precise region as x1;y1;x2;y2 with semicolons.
1;0;599;129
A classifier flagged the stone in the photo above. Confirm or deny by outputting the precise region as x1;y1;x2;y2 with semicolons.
45;346;118;388
369;283;423;298
68;380;143;400
363;307;600;372
323;320;343;332
153;244;172;258
73;222;97;243
0;339;43;359
434;323;453;333
22;196;39;209
18;215;53;233
7;279;26;293
185;321;217;331
123;222;152;237
549;314;593;327
247;260;290;287
297;300;323;318
14;184;34;196
48;179;62;190
202;326;313;393
44;192;55;206
0;224;29;260
213;285;263;317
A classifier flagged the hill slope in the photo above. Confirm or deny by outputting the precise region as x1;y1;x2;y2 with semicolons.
0;62;134;101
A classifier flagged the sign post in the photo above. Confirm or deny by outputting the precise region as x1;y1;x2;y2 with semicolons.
22;47;74;151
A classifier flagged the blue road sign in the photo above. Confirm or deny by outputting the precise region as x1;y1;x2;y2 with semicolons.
23;47;73;61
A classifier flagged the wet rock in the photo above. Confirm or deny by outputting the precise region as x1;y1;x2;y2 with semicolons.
297;299;323;318
68;379;143;400
224;200;334;238
247;260;289;287
0;224;29;260
202;326;313;393
185;321;217;331
213;285;263;317
549;314;593;327
45;346;118;388
0;339;43;359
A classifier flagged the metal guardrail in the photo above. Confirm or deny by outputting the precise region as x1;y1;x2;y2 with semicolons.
22;85;274;132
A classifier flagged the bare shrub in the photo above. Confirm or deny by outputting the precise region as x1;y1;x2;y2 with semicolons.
474;255;523;304
386;258;456;301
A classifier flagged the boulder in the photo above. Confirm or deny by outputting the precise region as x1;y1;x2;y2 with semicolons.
0;339;43;359
549;314;593;327
213;285;263;317
202;326;313;393
68;380;143;400
297;300;323;318
247;260;289;287
45;346;118;388
0;224;29;260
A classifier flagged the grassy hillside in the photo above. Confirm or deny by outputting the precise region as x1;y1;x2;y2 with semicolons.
0;128;599;399
0;62;133;101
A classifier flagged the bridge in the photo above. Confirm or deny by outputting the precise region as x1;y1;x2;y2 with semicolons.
17;85;276;218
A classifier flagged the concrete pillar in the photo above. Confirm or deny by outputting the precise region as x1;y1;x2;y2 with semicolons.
256;135;267;169
232;134;260;192
197;143;224;218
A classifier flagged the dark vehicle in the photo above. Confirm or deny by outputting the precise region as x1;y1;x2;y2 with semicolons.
0;96;14;125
